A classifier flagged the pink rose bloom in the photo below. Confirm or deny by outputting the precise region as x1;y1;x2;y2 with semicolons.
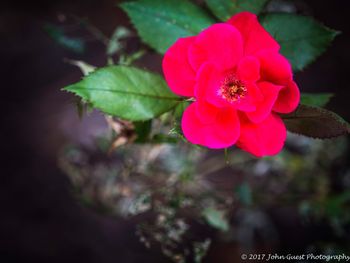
162;12;300;157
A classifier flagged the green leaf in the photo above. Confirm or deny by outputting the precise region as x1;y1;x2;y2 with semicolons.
174;101;190;119
300;93;334;107
261;13;339;71
120;0;214;54
202;207;229;232
205;0;268;21
282;104;350;139
64;66;181;121
44;24;85;54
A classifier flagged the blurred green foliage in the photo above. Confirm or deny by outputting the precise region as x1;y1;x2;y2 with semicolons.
44;24;85;53
59;124;350;262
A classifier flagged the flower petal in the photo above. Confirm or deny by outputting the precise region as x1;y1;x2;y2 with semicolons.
237;56;260;82
195;63;258;112
188;23;243;72
246;81;283;123
162;36;196;97
234;82;260;112
195;100;220;124
182;103;240;149
256;50;292;85
195;63;225;108
235;98;256;112
227;12;280;55
273;80;300;113
237;113;287;157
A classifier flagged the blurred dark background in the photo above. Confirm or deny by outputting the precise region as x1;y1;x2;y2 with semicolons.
1;0;350;262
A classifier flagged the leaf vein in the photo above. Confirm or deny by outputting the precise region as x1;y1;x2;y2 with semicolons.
70;87;182;101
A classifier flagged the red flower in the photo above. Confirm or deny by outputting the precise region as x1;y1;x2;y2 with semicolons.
162;12;300;157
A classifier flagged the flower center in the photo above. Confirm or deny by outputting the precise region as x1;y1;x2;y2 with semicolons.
219;75;247;103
